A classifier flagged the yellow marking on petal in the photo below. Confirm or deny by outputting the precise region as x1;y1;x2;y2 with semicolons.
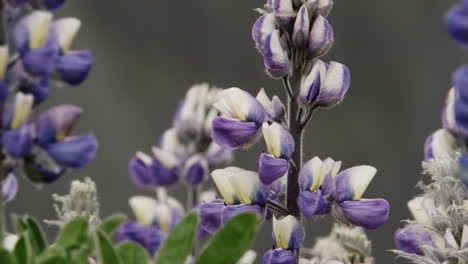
273;216;297;249
11;93;33;129
0;46;8;80
26;11;53;49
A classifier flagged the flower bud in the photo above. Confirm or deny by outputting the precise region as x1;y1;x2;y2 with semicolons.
271;0;295;31
298;60;327;107
317;0;334;17
316;61;350;108
252;14;277;53
292;5;310;48
183;154;209;185
307;14;334;58
264;30;290;78
394;227;433;256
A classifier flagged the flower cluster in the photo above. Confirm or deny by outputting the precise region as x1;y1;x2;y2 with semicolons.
394;1;468;262
123;83;234;255
0;0;96;205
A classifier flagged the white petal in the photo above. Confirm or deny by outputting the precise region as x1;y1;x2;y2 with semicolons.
53;18;81;53
212;168;239;204
152;147;178;168
229;170;261;205
129;196;158;226
3;234;19;251
304;157;330;191
273;215;299;249
407;196;435;223
262;122;282;157
199;189;218;203
444;228;459;249
136;151;152;165
431;129;456;158
24;11;53;49
256;88;272;109
12;92;34;129
461;224;468;249
238;250;257;264
345;165;376;200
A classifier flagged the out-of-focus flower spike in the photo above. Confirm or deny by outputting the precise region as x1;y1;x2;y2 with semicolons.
293;5;310;48
264;30;290;79
2;173;18;203
307;15;334;58
44;133;97;169
258;152;289;185
2;124;33;158
13;11;53;54
447;4;468;46
152;147;178;170
444;228;459;249
297;190;331;217
298;60;326;107
117;221;166;256
35;104;82;144
271;0;295;31
183;154;209;185
317;0;334;17
42;0;66;11
338;198;390;229
273;215;305;250
461;224;468;249
56;50;93;86
334;165;376;202
407;196;435;223
316;61;351;108
423;129;456;160
212;167;242;204
394;227;432;256
52;18;81;53
252;14;277;53
262;122;294;159
205;142;234;167
262;249;296;264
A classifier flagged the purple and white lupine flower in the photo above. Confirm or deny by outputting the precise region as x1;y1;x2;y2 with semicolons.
212;88;269;149
272;215;305;250
129;148;179;188
271;0;295;31
307;15;334;58
258;122;294;185
263;30;290;78
256;88;286;122
423;129;457;161
253;14;278;53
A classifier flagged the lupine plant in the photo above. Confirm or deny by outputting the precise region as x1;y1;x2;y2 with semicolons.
393;0;468;263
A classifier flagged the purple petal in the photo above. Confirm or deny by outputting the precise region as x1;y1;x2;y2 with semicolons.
27;78;50;105
455;97;468;137
0;81;9;105
252;14;277;52
5;0;31;6
453;65;468;101
258;153;288;185
184;154;209;185
211;117;261;150
316;61;350;108
459;155;468;187
56;50;93;86
149;155;179;186
307;15;334;58
2;124;33;158
263;30;290;79
199;200;263;234
45;134;97;169
447;5;468;46
297;190;331;218
129;155;154;188
117;221;166;256
21;37;60;76
262;249;295;264
394;227;432;256
339;199;390;230
35;104;82;145
2;173;18;203
292;5;310;48
298;63;321;106
42;0;65;10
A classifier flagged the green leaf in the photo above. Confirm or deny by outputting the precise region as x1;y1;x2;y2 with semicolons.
116;243;149;264
14;216;28;233
35;247;67;264
96;215;126;236
13;235;32;264
56;217;88;249
0;247;17;264
94;230;121;264
23;216;47;255
195;213;257;264
155;212;199;264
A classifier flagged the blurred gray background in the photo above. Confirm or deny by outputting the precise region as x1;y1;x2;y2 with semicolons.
8;0;466;263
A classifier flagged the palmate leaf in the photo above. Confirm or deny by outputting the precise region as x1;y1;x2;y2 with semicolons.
155;212;199;264
195;213;257;264
116;242;149;264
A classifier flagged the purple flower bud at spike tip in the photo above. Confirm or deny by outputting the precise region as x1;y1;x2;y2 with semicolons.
184;154;209;185
2;124;33;158
262;122;294;159
423;129;456;161
42;0;66;11
297;190;331;217
447;5;468;46
56;50;93;86
271;0;295;31
334;165;376;202
45;134;98;169
298;60;327;107
316;62;351;108
199;200;263;234
338;198;390;230
273;215;305;250
35;105;83;145
307;15;334;58
292;5;310;48
258;153;289;185
117;221;166;256
394;227;433;256
264;30;290;79
2;173;18;203
317;0;334;17
263;249;296;264
252;14;277;53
